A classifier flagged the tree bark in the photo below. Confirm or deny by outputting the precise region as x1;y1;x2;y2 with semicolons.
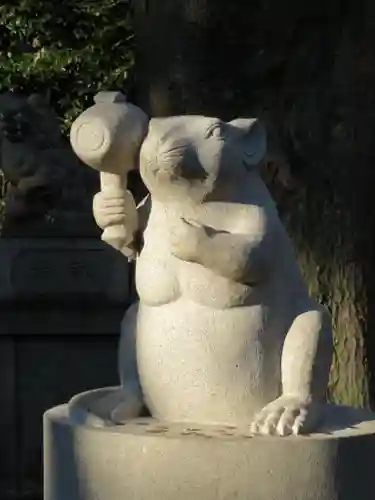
132;0;375;408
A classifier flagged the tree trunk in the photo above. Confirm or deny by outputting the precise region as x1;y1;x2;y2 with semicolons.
132;0;375;408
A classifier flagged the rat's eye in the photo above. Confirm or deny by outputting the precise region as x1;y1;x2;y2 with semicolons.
205;122;225;139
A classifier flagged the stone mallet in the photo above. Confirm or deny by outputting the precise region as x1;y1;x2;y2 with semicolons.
70;91;149;255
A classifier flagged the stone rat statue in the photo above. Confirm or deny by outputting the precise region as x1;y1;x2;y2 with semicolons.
70;114;332;436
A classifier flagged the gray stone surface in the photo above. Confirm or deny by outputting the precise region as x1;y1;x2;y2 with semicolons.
0;238;129;304
0;336;16;497
19;339;119;496
0;336;119;500
45;402;375;500
0;304;127;336
0;236;131;498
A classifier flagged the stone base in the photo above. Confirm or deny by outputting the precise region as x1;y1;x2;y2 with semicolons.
0;238;129;304
44;401;375;500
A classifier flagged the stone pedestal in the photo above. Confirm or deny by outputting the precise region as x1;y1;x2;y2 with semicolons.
44;397;375;500
0;239;131;499
0;238;129;305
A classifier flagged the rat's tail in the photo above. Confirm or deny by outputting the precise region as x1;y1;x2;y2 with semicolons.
68;386;144;427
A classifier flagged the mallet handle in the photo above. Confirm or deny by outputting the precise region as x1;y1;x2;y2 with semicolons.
100;172;128;250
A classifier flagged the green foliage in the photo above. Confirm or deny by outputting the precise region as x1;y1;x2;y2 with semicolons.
0;0;134;131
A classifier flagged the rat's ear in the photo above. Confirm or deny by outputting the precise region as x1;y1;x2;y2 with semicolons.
228;118;266;167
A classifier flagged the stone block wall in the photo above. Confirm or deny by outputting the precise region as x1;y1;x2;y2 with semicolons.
0;238;132;499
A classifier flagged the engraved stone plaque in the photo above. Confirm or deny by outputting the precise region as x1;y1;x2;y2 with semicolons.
0;238;129;303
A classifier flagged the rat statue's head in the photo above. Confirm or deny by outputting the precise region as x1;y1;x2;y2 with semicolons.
139;115;266;203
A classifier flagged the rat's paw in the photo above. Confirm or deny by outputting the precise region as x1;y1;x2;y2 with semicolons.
170;218;206;262
250;395;321;437
93;190;137;232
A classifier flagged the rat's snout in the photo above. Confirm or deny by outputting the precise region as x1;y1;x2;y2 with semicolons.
156;143;207;181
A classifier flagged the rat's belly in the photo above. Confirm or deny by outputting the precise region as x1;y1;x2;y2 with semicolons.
136;251;259;308
136;250;180;306
136;299;285;425
179;261;259;308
